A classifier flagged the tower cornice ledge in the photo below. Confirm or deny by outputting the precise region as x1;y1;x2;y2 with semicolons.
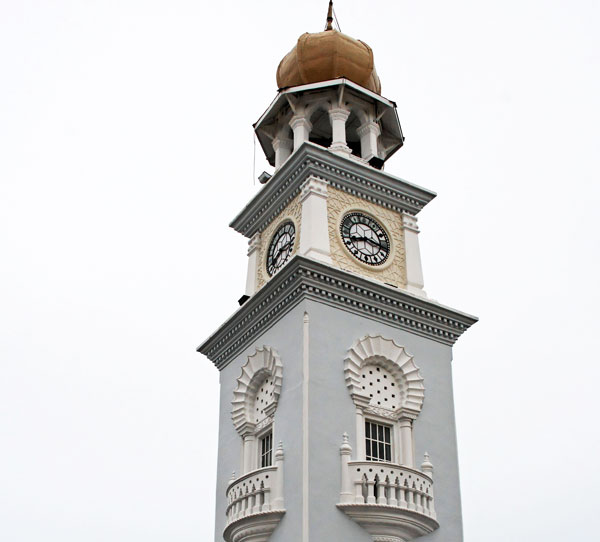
230;143;436;238
197;256;477;370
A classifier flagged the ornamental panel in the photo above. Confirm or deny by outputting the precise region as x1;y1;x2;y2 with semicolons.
327;186;407;288
232;346;283;435
345;335;425;419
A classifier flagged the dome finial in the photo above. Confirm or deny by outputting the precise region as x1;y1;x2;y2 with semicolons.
326;1;334;31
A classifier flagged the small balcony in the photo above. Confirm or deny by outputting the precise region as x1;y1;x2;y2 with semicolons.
223;444;285;542
338;436;439;542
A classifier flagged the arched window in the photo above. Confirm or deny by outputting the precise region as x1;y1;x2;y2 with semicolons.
232;346;283;473
344;335;425;467
345;111;362;158
308;106;333;149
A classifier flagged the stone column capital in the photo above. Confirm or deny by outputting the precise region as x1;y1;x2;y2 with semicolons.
248;232;261;255
300;176;329;202
357;120;381;138
329;107;351;122
289;115;312;132
272;136;293;152
402;213;420;233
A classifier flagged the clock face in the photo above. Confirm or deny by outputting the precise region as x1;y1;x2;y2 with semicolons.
340;212;390;266
267;222;296;276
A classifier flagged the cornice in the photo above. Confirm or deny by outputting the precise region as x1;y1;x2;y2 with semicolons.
229;143;436;238
197;257;478;370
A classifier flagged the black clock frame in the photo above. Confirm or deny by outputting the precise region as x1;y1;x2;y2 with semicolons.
266;221;296;276
340;212;390;266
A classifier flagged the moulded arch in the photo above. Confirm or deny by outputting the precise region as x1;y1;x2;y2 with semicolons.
231;346;283;435
344;335;425;418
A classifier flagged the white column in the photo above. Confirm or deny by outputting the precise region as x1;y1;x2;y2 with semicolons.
242;434;256;474
339;433;353;504
355;407;365;459
328;107;351;156
244;232;261;297
299;176;331;264
272;441;285;510
393;420;403;464
290;115;312;151
272;136;293;170
399;418;414;468
357;121;381;161
402;213;427;297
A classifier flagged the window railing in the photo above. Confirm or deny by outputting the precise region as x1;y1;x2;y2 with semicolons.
225;442;285;528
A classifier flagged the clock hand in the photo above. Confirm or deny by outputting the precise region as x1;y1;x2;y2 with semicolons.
350;235;381;248
274;241;293;262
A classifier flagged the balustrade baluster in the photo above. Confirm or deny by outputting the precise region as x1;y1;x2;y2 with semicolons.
407;488;415;511
262;487;272;512
428;494;436;519
388;479;398;507
376;477;387;505
423;495;431;516
415;491;423;513
243;493;249;517
354;479;365;504
366;478;376;504
252;486;262;514
248;491;255;516
399;486;407;508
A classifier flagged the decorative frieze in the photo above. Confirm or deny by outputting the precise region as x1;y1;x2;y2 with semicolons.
198;257;478;370
229;144;436;239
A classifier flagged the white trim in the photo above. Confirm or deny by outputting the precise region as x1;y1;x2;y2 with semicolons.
299;177;332;264
402;213;427;298
302;311;310;542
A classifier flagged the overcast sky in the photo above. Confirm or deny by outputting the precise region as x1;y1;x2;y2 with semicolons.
1;1;599;540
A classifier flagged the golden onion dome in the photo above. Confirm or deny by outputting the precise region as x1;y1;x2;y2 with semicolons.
276;3;381;94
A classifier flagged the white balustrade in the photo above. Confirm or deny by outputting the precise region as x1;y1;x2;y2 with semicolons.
225;443;286;528
344;461;436;519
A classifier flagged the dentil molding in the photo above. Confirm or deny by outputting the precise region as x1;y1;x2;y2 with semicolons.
198;257;477;370
229;143;436;238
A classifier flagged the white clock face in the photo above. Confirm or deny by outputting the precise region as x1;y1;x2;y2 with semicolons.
266;222;296;276
340;212;390;266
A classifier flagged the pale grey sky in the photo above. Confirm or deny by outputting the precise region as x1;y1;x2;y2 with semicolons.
1;1;599;540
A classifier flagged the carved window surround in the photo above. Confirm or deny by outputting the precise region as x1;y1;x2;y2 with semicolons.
232;346;283;474
344;335;425;468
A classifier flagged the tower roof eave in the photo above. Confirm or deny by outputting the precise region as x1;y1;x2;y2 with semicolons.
230;142;436;239
197;256;478;369
254;79;404;167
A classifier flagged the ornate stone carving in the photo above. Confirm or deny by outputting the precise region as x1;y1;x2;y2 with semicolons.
364;405;400;420
231;347;283;435
327;186;407;288
344;335;425;419
255;415;274;433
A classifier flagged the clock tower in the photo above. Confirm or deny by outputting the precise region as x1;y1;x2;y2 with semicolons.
198;4;477;542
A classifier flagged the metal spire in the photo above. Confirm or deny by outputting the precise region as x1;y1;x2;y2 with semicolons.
326;1;334;31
